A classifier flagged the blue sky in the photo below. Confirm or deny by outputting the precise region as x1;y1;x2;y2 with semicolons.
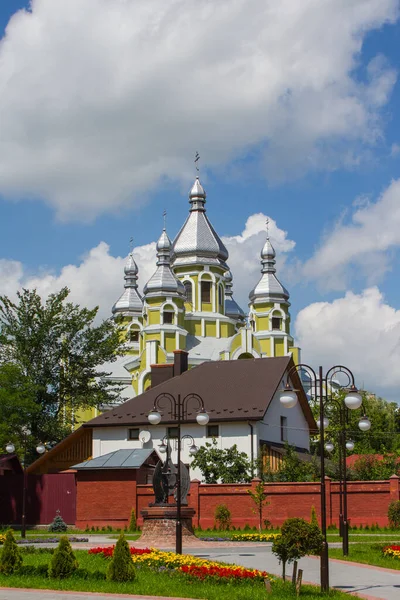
1;1;400;401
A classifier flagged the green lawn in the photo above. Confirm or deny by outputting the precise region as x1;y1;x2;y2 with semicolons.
329;543;400;570
0;549;357;599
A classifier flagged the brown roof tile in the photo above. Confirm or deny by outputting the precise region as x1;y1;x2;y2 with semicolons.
86;356;315;429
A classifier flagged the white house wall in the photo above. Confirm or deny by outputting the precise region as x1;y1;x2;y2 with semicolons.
92;421;257;481
257;387;310;451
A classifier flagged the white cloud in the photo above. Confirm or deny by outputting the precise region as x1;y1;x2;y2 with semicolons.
0;213;295;317
295;288;400;399
0;0;397;219
303;178;400;290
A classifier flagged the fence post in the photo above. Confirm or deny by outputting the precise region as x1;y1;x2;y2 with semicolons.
189;479;200;528
389;474;400;501
325;476;332;527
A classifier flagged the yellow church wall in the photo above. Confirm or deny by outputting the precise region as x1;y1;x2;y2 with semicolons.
275;338;285;357
201;302;212;312
205;321;216;337
165;333;176;353
220;322;229;337
157;345;167;363
230;333;242;353
258;338;270;356
256;316;269;330
148;311;159;325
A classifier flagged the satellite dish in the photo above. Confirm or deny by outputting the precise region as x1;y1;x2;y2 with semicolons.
139;430;151;444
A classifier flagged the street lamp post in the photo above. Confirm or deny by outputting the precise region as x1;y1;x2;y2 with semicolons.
324;404;371;555
6;429;46;538
148;392;209;554
279;364;367;593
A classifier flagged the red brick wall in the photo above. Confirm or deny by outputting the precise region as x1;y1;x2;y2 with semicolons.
76;470;137;529
75;473;400;529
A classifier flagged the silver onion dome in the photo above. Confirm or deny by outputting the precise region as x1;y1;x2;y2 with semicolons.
143;229;186;299
112;253;143;316
171;176;229;269
249;236;289;304
224;270;245;320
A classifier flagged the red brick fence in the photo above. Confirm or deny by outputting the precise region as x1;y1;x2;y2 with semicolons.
75;474;400;530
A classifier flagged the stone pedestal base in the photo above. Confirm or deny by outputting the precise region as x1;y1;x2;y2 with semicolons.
140;505;196;539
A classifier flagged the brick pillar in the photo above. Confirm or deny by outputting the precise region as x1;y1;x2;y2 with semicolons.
389;474;400;501
325;476;332;526
189;479;200;528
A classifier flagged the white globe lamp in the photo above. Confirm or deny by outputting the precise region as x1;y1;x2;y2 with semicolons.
148;411;162;425
344;386;362;410
279;384;298;409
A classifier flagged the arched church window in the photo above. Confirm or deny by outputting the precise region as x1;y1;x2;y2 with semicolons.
184;281;193;305
218;284;223;308
271;315;282;330
201;280;211;303
128;329;139;342
163;308;175;324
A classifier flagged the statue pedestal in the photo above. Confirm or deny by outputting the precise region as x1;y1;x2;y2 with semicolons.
140;505;196;540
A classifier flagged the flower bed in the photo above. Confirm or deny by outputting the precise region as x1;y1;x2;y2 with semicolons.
88;546;270;582
200;532;279;542
382;545;400;559
0;536;88;545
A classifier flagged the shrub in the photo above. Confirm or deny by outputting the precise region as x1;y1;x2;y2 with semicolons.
129;508;137;532
214;504;231;531
92;569;107;580
72;567;89;579
272;517;323;580
48;536;78;579
37;564;50;577
310;505;319;527
388;501;400;529
48;510;68;533
0;529;22;574
106;533;135;582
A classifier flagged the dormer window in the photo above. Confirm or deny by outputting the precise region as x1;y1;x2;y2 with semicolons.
272;316;282;330
201;281;211;303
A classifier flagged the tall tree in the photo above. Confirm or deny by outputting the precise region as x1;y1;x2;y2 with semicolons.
0;287;124;445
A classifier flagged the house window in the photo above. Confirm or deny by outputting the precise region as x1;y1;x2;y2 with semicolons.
163;310;174;324
128;329;139;342
272;316;282;330
280;416;288;442
201;281;211;303
184;281;193;304
167;426;179;439
207;424;219;437
128;428;140;440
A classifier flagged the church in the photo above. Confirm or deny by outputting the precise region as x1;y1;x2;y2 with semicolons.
30;176;313;479
105;175;301;402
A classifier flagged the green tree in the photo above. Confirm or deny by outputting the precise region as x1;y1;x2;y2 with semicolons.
107;533;135;582
247;481;269;531
0;529;22;574
0;287;124;445
272;518;323;580
0;363;39;452
128;508;137;532
48;536;78;578
261;443;314;482
190;438;251;483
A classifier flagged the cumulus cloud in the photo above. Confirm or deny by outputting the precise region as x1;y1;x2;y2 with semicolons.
303;178;400;290
0;0;397;219
295;287;400;399
0;213;295;317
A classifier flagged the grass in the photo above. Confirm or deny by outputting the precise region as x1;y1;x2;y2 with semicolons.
329;543;400;570
0;549;355;599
